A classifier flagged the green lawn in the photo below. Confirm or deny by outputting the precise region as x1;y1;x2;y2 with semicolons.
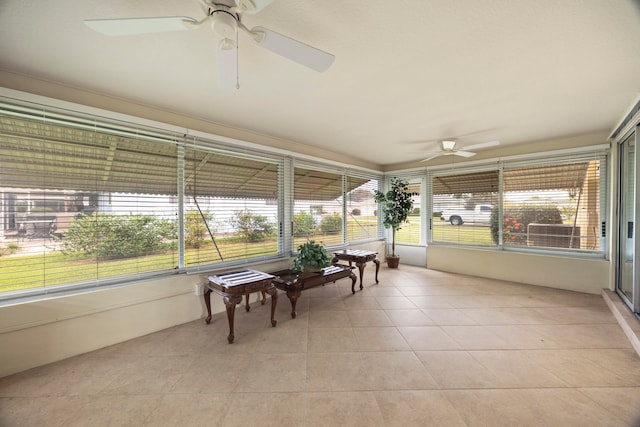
395;217;495;246
1;217;496;294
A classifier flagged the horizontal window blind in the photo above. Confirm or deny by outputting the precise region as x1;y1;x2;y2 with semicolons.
293;166;344;247
346;175;379;242
431;170;499;246
184;141;281;268
428;148;606;253
0;108;179;293
502;160;603;251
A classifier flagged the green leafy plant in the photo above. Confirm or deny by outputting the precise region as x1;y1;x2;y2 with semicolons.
62;213;175;259
185;209;214;248
229;209;276;242
320;213;342;235
374;177;418;257
6;242;19;254
293;211;315;237
292;240;332;273
490;205;563;244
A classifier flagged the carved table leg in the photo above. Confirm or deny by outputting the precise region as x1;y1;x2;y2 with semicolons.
373;258;380;283
204;288;213;324
260;290;267;305
287;290;301;318
356;260;365;288
264;287;278;327
350;271;358;294
245;293;251;312
223;294;243;343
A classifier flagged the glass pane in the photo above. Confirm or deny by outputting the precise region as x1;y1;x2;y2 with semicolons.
395;181;421;245
0;114;179;294
184;147;280;268
502;162;600;250
619;133;635;301
346;177;378;242
293;167;343;247
432;171;498;246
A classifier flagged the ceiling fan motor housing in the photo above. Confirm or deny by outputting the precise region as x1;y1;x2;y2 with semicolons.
210;9;238;38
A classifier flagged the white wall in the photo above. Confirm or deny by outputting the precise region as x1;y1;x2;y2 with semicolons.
427;245;610;295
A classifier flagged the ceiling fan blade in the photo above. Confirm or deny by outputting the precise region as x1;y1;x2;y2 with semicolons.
236;0;274;14
250;26;335;72
85;17;197;36
453;150;476;158
217;38;238;88
463;140;500;151
420;153;442;163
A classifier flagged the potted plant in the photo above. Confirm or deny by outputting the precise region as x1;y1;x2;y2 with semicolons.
292;240;332;275
374;177;417;268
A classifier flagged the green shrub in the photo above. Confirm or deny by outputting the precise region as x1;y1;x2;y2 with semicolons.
351;208;361;216
185;209;214;248
320;214;342;235
229;209;276;242
490;205;563;244
412;207;420;215
293;211;315;237
6;242;19;254
62;213;176;259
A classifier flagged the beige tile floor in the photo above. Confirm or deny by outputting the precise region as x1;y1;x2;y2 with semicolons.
2;265;640;426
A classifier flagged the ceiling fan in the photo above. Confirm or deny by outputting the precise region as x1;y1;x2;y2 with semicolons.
420;139;500;162
84;0;335;88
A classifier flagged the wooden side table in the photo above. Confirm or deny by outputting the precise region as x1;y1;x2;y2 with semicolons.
332;249;380;287
204;269;277;343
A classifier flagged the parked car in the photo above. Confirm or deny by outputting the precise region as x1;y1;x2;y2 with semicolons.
440;204;493;225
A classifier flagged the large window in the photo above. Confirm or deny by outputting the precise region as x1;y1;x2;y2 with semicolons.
429;149;606;254
293;165;379;248
432;170;499;246
0;100;383;299
394;179;422;245
346;176;379;242
502;161;602;250
183;143;282;268
0;105;180;294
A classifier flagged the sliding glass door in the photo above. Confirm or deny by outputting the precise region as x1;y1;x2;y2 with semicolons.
617;128;639;312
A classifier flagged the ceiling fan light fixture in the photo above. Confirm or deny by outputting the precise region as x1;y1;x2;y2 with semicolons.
210;10;238;38
441;140;456;150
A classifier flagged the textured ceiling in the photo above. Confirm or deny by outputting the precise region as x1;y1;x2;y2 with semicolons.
1;0;639;168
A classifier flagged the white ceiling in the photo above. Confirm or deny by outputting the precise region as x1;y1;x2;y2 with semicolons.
1;0;639;168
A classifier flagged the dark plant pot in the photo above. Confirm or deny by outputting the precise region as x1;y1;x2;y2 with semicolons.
387;255;400;268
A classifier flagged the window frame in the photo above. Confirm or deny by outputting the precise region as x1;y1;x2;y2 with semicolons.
426;146;609;258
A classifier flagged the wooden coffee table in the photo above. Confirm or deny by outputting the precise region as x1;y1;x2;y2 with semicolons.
332;249;380;286
271;264;357;318
204;269;277;343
